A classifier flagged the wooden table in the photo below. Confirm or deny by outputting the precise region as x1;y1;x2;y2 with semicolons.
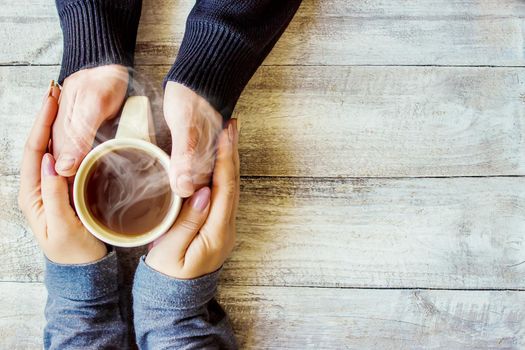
1;0;524;348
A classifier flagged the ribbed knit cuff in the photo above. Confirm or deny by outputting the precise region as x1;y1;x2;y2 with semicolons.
56;0;142;84
133;256;221;310
45;250;118;301
165;20;259;119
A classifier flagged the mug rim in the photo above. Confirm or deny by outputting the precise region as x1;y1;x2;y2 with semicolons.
73;138;182;247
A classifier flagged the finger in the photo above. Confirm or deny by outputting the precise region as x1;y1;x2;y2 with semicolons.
205;126;236;233
52;86;76;175
40;80;61;105
54;94;103;177
153;187;211;258
41;154;77;229
20;84;60;200
169;125;199;197
164;83;222;198
51;83;61;100
230;119;240;225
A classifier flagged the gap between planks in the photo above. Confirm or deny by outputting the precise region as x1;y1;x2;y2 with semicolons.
1;280;523;292
2;63;525;68
238;175;525;180
4;171;525;179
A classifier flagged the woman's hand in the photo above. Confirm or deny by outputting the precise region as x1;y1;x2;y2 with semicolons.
164;82;223;198
146;119;239;279
52;65;128;177
18;83;107;264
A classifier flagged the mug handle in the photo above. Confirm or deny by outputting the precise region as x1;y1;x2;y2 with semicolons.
115;96;157;144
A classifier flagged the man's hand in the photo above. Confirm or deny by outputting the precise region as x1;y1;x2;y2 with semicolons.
52;65;128;176
164;82;223;198
146;120;239;279
19;84;107;264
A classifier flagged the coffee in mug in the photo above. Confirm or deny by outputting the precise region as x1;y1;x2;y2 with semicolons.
85;147;172;236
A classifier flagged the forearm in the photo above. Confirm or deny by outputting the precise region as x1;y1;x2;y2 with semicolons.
133;256;237;349
166;0;302;119
44;250;128;349
55;0;142;83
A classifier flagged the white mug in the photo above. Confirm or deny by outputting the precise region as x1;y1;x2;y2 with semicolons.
73;96;182;247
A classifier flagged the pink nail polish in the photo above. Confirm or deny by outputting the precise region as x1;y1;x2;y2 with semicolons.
48;80;55;97
190;187;210;212
42;80;54;105
42;154;57;177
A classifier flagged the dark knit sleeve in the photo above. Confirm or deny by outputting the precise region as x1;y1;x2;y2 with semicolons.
165;0;302;119
55;0;142;84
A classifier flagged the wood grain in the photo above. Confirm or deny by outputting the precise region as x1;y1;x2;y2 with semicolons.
226;177;525;289
2;64;524;288
1;282;523;349
1;0;524;66
3;0;525;347
2;65;525;178
3;175;525;289
234;65;525;177
224;287;525;349
0;283;45;350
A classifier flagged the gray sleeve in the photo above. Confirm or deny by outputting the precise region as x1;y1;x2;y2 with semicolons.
132;256;237;349
44;250;128;349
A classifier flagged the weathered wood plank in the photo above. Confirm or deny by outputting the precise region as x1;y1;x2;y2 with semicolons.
226;177;525;289
226;287;525;349
0;283;45;350
2;175;525;289
1;0;525;66
2;65;525;178
1;282;523;349
1;64;525;288
235;65;525;177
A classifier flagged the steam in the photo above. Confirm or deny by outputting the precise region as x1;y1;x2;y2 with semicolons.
62;66;223;233
169;103;223;187
86;148;172;235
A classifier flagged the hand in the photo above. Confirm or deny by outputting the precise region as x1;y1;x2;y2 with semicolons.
52;65;128;177
164;81;223;198
18;83;107;264
146;119;239;279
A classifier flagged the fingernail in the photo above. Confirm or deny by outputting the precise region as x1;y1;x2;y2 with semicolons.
42;154;57;177
49;80;55;96
51;82;60;100
228;122;234;142
56;156;75;172
190;187;210;212
177;174;194;194
42;80;54;104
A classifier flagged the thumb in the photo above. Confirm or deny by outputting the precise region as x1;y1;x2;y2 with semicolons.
55;127;96;177
41;154;77;226
169;125;201;198
151;187;211;256
55;98;106;177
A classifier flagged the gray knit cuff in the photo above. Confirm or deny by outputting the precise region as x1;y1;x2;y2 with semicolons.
56;0;142;83
45;250;118;301
133;255;221;310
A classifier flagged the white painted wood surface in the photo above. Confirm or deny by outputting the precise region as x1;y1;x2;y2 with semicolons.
1;0;525;66
235;65;525;177
2;65;525;178
0;283;46;350
1;0;524;348
1;282;524;349
3;175;525;289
